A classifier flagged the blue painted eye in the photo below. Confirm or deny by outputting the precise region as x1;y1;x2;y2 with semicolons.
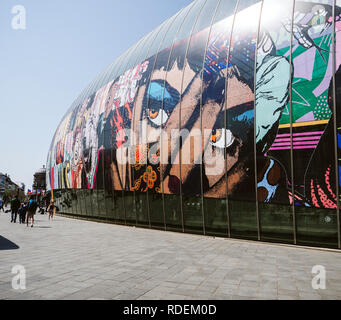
148;82;164;101
145;81;180;127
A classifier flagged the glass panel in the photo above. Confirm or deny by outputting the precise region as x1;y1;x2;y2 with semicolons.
291;0;338;248
125;33;153;71
59;190;65;213
106;41;147;226
213;0;239;23
237;0;260;12
147;14;179;60
193;0;220;33
127;35;161;227
73;190;81;216
92;190;99;218
96;63;114;91
135;9;184;230
114;44;138;80
102;66;123;223
99;56;123;91
54;190;60;213
226;0;261;240
336;0;341;246
176;0;206;42
125;192;136;225
202;0;238;236
107;54;125;83
69;190;74;215
127;25;166;228
135;25;164;67
80;190;88;216
161;3;195;51
92;83;112;221
160;0;202;232
114;190;125;224
100;80;115;222
95;84;108;219
70;190;75;215
181;0;218;235
128;13;182;229
67;191;73;214
92;70;106;97
82;78;102;219
75;190;81;215
87;189;95;217
256;0;294;244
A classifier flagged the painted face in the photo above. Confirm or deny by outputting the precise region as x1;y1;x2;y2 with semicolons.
81;94;102;189
129;49;256;198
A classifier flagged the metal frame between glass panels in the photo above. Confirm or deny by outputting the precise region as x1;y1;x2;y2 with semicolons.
159;0;197;232
289;0;297;245
221;0;240;238
178;0;208;233
136;12;183;229
145;6;186;231
329;0;337;248
193;0;223;236
127;21;165;227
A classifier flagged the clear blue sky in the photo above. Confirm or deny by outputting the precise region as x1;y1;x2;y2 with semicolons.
0;0;193;191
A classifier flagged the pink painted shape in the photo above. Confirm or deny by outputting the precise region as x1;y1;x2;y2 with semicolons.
293;47;316;81
274;136;322;142
269;145;317;150
296;111;315;123
272;141;319;147
276;131;324;138
313;48;333;97
336;23;341;70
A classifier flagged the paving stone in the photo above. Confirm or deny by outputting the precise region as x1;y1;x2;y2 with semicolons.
1;212;341;300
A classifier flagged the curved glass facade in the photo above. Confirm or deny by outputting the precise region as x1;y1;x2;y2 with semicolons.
47;0;341;249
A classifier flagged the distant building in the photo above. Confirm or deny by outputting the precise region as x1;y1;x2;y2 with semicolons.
33;166;46;195
0;173;24;200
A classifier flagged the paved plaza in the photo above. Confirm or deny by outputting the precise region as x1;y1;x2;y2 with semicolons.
0;209;341;300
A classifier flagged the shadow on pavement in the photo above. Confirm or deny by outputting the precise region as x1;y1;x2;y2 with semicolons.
0;236;19;250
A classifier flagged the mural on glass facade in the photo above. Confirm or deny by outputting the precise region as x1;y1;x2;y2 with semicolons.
47;0;341;214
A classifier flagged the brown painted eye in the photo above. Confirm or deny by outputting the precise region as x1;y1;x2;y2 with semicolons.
149;109;159;119
147;108;168;126
210;130;222;143
210;129;235;149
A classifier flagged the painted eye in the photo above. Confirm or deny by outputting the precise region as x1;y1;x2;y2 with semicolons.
147;109;169;127
210;129;235;149
148;109;159;120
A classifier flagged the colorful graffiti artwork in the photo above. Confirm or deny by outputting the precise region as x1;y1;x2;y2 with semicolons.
47;0;341;211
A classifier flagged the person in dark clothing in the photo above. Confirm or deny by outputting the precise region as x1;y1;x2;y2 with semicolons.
18;203;27;224
0;199;4;212
10;196;20;223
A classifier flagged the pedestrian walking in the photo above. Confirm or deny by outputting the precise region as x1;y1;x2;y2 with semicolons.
18;203;27;224
47;200;55;220
26;197;38;227
10;195;20;223
0;199;4;212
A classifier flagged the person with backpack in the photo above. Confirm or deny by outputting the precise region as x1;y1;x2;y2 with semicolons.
26;197;38;227
10;195;21;223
